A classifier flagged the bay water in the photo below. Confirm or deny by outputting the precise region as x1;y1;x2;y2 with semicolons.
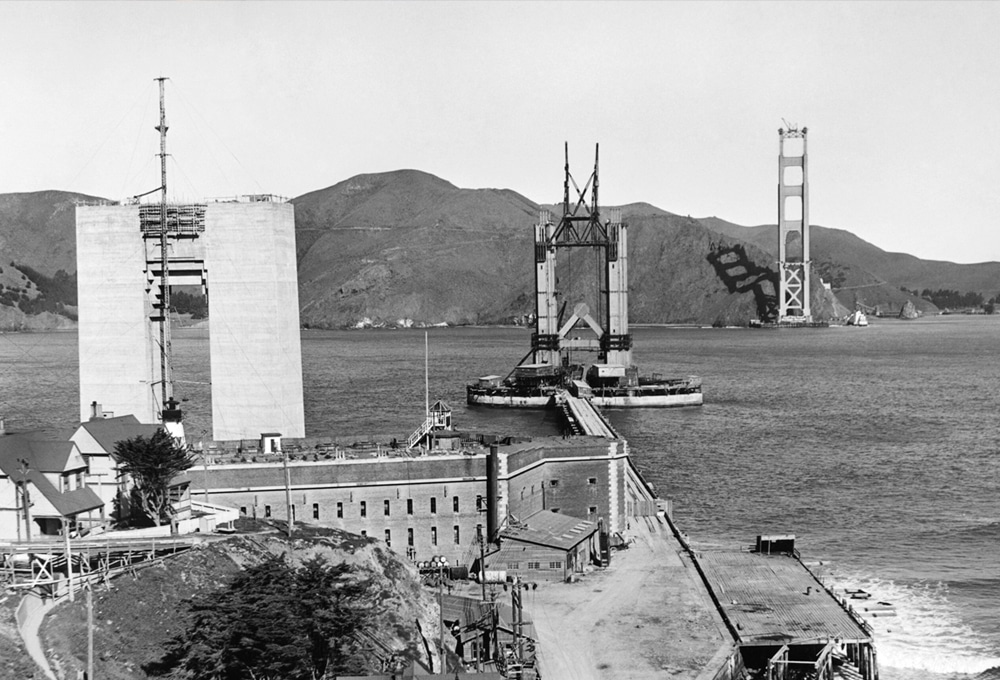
1;317;997;678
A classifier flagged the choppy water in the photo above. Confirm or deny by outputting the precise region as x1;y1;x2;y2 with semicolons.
1;317;997;678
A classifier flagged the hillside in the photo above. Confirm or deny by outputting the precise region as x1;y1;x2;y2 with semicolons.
0;191;98;276
1;176;996;328
292;170;540;327
700;217;1000;314
36;525;440;679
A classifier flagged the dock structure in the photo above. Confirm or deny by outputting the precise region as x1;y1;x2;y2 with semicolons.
556;392;618;438
777;124;812;322
691;539;877;680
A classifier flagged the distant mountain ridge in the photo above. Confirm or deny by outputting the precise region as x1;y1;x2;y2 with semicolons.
1;173;998;330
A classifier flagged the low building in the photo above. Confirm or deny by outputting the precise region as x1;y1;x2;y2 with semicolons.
0;433;105;540
69;414;163;518
486;509;598;582
178;435;658;568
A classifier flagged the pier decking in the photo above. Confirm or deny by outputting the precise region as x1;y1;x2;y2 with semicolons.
697;550;871;645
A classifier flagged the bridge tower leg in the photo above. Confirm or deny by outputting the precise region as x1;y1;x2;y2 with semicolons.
533;211;560;365
603;207;631;367
777;126;811;322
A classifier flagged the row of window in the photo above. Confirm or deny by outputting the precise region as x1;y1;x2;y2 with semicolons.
243;495;483;521
243;502;600;521
506;561;563;570
379;525;477;548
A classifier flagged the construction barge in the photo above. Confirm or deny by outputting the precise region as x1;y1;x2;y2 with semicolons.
468;145;703;409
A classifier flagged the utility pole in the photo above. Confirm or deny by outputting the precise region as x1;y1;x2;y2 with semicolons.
479;535;487;600
282;446;293;538
86;584;94;680
154;76;172;417
63;517;74;602
18;458;32;542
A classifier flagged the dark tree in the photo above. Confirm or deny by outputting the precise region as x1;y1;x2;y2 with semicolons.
152;556;371;680
113;429;196;526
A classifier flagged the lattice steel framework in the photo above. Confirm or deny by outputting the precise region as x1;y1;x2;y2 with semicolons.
777;126;811;321
532;144;631;367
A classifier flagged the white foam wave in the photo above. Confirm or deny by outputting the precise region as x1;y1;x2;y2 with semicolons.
821;570;1000;676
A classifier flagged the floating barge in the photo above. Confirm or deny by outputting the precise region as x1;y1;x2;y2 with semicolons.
468;364;702;409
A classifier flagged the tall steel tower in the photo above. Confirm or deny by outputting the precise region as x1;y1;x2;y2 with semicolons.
777;125;811;321
531;144;630;368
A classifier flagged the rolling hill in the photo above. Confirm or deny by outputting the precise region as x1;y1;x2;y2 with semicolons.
1;173;997;330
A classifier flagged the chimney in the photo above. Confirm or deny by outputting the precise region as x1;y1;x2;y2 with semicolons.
486;444;499;542
90;401;101;420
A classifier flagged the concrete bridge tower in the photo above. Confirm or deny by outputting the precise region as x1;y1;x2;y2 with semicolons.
777;125;811;321
76;78;304;442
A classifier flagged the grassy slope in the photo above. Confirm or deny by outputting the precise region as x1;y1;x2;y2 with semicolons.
39;525;438;679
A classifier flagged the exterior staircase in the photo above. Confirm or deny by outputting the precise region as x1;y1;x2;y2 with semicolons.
407;417;434;449
833;652;864;680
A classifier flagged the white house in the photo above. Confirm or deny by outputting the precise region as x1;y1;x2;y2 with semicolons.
0;434;105;540
69;414;163;519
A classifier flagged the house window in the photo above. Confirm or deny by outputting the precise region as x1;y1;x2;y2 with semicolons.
476;495;483;511
430;497;437;514
476;524;483;540
550;479;559;487
588;477;597;485
264;505;271;518
407;498;413;515
361;530;367;537
336;502;343;519
313;503;320;520
528;561;540;569
453;496;459;513
385;529;391;547
290;505;296;520
453;525;460;544
407;528;414;547
588;506;598;516
549;561;563;569
76;471;85;489
240;506;247;516
384;500;391;516
507;562;520;570
431;527;438;546
360;501;367;517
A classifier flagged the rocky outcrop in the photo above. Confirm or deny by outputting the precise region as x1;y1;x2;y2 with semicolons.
898;300;920;319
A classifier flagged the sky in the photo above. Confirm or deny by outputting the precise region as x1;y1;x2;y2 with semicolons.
1;1;998;264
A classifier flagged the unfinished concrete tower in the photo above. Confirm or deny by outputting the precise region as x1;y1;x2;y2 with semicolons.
76;77;304;441
76;200;305;441
777;125;811;321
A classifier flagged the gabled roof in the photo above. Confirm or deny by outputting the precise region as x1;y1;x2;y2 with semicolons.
76;416;163;456
0;464;103;518
0;435;83;474
501;509;597;551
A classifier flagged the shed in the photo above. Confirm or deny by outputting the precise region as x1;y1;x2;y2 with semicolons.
487;509;598;582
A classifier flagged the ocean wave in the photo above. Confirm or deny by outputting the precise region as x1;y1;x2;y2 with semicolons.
823;571;1000;676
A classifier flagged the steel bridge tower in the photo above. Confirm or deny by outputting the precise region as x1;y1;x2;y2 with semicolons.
531;144;631;368
777;125;811;321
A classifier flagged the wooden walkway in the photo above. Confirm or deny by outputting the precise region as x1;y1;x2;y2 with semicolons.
695;550;872;645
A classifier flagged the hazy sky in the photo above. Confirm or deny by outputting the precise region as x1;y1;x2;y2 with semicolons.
2;1;998;264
